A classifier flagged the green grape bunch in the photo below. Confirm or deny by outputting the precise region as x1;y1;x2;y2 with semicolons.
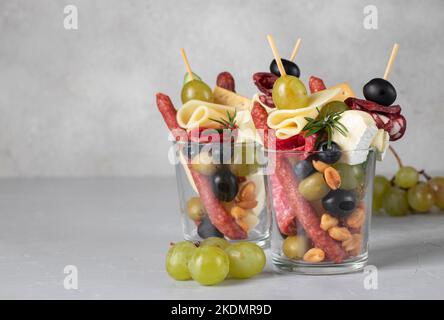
373;147;443;216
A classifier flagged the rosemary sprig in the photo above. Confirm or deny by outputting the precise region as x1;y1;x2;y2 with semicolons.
209;110;237;130
302;108;348;147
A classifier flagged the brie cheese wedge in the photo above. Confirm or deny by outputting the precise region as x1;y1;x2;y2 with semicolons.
371;128;390;161
332;110;378;165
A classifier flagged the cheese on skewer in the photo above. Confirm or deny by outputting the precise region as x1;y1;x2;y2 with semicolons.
267;88;340;140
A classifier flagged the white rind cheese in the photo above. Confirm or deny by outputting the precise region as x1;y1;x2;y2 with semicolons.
332;110;378;165
371;128;390;161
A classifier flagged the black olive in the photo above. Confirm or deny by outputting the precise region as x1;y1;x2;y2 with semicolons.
211;169;238;202
363;78;397;106
317;141;342;164
197;217;224;238
322;189;357;218
270;58;301;78
293;158;315;180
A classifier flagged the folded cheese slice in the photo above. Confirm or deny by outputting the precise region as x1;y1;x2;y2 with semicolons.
267;88;340;140
177;100;236;130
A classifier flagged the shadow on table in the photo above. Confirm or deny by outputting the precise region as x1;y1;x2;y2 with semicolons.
369;234;444;269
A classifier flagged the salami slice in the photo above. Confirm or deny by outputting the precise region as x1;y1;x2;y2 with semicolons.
156;93;180;131
251;101;276;149
275;157;348;263
270;173;297;235
190;169;247;240
309;76;327;94
216;72;236;93
345;97;407;141
253;72;277;96
251;102;347;263
345;97;401;114
156;93;247;240
259;94;276;109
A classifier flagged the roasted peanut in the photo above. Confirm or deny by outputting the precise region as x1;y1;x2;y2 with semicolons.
328;227;352;241
303;248;325;263
239;181;256;201
230;206;248;219
221;201;235;212
312;160;330;173
236;200;258;210
320;213;339;231
346;206;365;229
324;167;341;190
342;234;362;256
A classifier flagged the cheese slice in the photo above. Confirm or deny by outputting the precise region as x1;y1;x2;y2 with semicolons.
177;100;236;130
328;82;355;101
213;86;252;110
267;88;340;140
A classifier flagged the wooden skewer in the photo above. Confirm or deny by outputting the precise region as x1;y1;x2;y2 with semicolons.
289;38;302;62
180;48;194;81
383;43;399;80
267;34;286;76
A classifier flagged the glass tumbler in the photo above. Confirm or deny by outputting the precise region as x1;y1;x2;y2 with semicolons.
173;140;271;248
266;147;376;274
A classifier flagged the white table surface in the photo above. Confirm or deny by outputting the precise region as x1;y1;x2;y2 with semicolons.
1;177;444;300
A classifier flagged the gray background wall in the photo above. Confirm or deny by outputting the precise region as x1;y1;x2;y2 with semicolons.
0;0;443;177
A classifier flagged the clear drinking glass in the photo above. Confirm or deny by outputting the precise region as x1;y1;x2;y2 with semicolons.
173;140;271;248
265;147;376;274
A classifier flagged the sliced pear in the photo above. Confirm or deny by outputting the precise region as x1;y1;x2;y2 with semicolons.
213;86;252;110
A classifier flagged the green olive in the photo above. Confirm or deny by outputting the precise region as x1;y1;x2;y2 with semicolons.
282;235;309;259
190;152;218;176
186;197;205;221
181;79;213;104
298;172;330;201
333;163;365;190
228;143;259;177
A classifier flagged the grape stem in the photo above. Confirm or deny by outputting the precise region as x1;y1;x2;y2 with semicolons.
389;146;403;168
419;170;432;181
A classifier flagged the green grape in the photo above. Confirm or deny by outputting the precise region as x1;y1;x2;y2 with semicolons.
186;197;205;221
191;151;218;175
407;183;434;213
373;196;383;212
298;172;330;201
428;177;444;210
394;166;419;189
181;79;213;104
225;242;266;279
319;101;349;118
188;246;229;285
373;175;391;199
228;143;259;177
165;241;196;281
272;75;308;109
282;235;308;259
200;237;229;249
333;163;364;190
383;187;409;216
183;72;201;84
